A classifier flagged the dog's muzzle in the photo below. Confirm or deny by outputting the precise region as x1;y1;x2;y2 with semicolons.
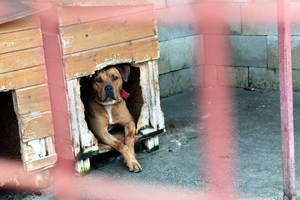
104;85;116;101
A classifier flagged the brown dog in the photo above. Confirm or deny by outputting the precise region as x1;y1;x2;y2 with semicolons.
87;65;142;172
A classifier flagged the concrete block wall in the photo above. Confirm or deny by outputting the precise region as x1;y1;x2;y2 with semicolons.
155;0;300;97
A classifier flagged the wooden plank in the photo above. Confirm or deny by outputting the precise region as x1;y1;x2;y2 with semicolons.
0;0;51;25
57;0;151;7
25;154;57;171
0;28;43;55
0;65;47;90
19;112;54;142
57;5;153;27
277;0;296;200
0;47;45;74
60;11;156;55
15;84;51;115
64;37;159;79
0;15;40;34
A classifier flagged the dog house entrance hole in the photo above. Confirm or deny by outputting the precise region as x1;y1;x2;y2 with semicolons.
0;91;21;159
79;64;143;136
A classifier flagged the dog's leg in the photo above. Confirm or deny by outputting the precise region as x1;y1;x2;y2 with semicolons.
101;130;142;172
90;117;141;172
124;121;136;156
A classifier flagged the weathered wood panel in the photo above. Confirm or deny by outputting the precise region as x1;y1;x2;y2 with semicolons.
64;37;159;79
0;28;43;55
20;112;54;142
0;47;45;74
0;65;47;90
57;5;153;27
25;154;57;171
60;11;156;55
15;84;51;115
0;15;40;34
57;0;151;7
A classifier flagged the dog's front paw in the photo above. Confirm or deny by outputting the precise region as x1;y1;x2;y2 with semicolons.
126;157;142;173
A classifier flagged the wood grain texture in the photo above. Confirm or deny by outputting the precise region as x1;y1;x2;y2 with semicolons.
57;0;151;7
57;5;153;27
0;65;47;90
0;15;40;34
0;28;43;55
25;154;57;171
0;47;45;74
20;112;54;142
64;37;159;79
60;11;156;55
15;84;51;115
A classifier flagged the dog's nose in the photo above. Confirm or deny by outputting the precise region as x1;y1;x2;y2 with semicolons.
105;85;113;91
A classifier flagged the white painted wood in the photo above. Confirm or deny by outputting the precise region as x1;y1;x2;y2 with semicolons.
39;138;46;157
143;136;159;152
67;79;98;157
136;63;151;132
152;60;165;130
45;136;55;155
66;79;81;156
76;158;91;173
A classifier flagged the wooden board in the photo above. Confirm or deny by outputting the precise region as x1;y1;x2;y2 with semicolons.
19;112;54;142
0;65;47;90
0;28;43;55
64;36;159;79
56;0;151;7
0;0;51;25
0;47;45;74
0;15;40;34
57;5;153;27
15;84;51;115
25;154;57;172
60;10;156;55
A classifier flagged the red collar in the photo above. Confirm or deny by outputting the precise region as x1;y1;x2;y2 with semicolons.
120;89;130;99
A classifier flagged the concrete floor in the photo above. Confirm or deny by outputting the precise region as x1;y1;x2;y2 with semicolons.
2;88;300;199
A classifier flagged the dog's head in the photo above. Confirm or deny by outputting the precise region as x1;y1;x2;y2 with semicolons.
91;65;130;103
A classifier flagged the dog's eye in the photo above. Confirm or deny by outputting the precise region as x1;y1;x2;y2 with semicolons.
112;76;118;81
95;78;102;83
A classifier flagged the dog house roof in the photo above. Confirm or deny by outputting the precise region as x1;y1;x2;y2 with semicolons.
0;0;51;25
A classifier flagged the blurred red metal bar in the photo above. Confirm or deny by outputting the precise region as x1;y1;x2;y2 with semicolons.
38;2;76;199
277;0;296;200
197;3;236;200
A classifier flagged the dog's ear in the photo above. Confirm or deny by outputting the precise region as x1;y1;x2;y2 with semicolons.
116;65;130;82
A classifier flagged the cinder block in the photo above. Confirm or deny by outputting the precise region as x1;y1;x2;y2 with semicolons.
242;3;277;35
168;36;199;71
147;0;166;9
158;41;170;74
157;7;197;42
203;35;267;67
217;66;249;88
159;68;192;97
249;67;279;90
267;35;300;69
242;2;300;35
293;69;300;91
230;35;267;67
166;0;195;6
197;3;241;34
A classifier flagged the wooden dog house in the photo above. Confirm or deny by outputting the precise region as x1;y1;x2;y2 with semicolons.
0;1;56;172
56;1;165;172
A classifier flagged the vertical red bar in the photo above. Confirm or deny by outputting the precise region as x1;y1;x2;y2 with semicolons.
277;1;296;200
197;3;236;200
39;2;76;199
